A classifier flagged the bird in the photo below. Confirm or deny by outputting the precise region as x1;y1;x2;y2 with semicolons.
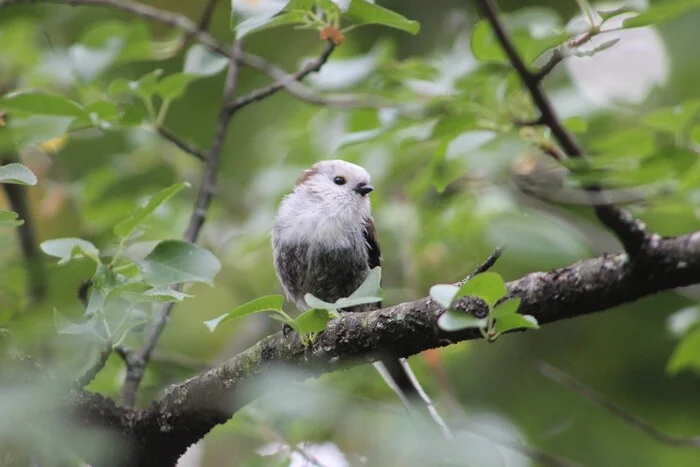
271;159;450;435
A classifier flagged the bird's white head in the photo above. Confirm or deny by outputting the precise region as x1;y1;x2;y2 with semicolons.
275;160;374;246
293;159;373;211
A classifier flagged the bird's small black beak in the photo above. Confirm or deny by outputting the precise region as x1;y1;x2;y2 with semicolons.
354;182;374;196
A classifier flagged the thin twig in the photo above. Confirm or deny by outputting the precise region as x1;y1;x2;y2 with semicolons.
115;344;209;370
457;245;505;286
156;126;207;161
534;49;565;81
74;342;113;389
120;41;243;408
0;0;338;109
231;42;336;112
1;157;47;303
540;363;700;449
462;425;580;467
196;0;219;32
475;0;650;257
0;0;230;56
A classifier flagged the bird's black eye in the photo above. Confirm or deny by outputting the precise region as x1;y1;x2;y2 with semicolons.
333;176;346;185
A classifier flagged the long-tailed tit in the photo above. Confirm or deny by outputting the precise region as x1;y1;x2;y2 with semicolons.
272;160;449;435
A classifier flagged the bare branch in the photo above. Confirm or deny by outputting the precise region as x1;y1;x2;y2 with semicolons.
120;41;243;408
475;0;650;257
196;0;219;32
231;42;336;112
540;363;700;449
458;245;505;286
0;0;230;56
74;342;113;389
156;127;207;161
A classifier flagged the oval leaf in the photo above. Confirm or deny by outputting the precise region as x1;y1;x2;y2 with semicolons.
348;266;382;299
456;272;508;307
0;91;86;118
184;44;230;77
0;163;37;185
429;284;459;308
438;310;487;332
113;182;190;239
139;240;221;286
494;313;539;334
295;308;332;335
157;73;197;100
304;293;338;310
40;238;100;265
204;295;285;332
492;298;522;319
345;0;420;34
0;210;23;227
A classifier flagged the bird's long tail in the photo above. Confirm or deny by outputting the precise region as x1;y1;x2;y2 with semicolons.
373;358;453;439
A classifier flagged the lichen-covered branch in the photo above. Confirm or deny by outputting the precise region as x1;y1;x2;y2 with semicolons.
67;230;700;466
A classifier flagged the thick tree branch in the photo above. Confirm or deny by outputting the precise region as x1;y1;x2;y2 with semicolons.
120;41;243;408
475;0;650;257
66;230;700;465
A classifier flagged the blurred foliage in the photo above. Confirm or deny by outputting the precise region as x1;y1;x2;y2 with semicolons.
2;0;700;465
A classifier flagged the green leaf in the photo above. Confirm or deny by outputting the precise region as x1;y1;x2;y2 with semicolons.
470;20;507;63
230;0;292;34
53;310;105;342
235;9;308;38
642;99;700;135
0;163;37;185
114;182;190;239
112;283;193;304
108;70;163;100
623;0;700;29
156;73;197;100
470;18;565;65
40;238;100;265
304;293;338;310
437;310;487;332
347;266;381;300
183;44;230;76
0;91;86;118
492;298;521;319
0;210;23;227
134;69;163;99
429;284;459;308
570;38;620;57
0;115;74;151
563;116;588;134
345;0;420;34
139;240;221;286
204;295;285;332
494;313;539;334
295;308;333;334
668;326;700;374
456;272;508;307
303;267;382;310
86;264;121;315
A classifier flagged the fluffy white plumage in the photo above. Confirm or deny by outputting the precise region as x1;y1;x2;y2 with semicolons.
274;160;373;249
